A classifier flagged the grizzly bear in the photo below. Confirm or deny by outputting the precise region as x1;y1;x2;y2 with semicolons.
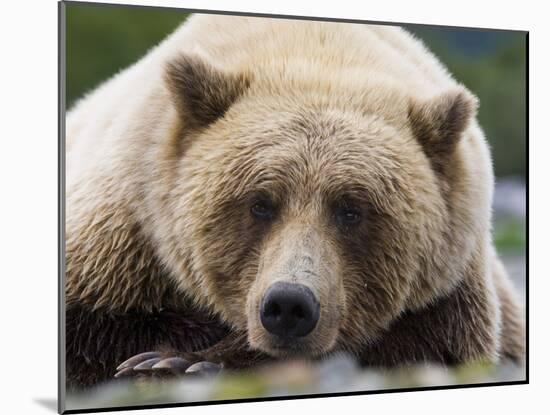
65;14;525;389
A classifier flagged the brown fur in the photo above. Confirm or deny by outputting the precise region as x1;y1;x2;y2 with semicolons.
65;15;525;389
164;55;251;132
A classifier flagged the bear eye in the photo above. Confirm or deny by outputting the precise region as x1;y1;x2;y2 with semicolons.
334;204;362;227
250;198;276;221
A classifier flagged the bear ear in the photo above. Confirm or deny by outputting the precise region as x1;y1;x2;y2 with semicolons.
164;54;251;129
407;87;478;161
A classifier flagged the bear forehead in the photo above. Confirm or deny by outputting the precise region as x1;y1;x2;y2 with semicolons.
198;104;415;160
185;107;430;204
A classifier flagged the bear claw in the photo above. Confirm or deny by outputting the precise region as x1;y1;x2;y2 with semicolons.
116;352;162;371
114;352;222;380
185;361;221;376
133;357;162;371
152;357;192;373
113;367;135;378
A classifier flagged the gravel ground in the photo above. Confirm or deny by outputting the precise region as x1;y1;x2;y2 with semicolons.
66;356;526;411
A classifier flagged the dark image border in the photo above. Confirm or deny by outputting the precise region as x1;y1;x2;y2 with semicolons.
58;1;529;413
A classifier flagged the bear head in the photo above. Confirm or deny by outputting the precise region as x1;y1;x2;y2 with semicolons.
155;54;485;359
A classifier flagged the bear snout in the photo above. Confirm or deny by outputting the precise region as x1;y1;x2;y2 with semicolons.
260;281;320;338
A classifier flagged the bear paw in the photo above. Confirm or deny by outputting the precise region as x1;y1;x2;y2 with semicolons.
114;351;222;380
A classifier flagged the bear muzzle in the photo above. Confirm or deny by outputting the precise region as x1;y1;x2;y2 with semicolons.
246;224;343;356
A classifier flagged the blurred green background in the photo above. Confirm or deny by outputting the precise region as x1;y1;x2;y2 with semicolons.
65;3;527;256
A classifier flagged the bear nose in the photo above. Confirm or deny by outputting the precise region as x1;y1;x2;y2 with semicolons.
260;282;320;338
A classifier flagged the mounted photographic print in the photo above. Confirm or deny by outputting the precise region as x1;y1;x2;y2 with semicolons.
59;1;528;413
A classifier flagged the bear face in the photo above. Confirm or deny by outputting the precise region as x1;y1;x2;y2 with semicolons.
153;54;482;359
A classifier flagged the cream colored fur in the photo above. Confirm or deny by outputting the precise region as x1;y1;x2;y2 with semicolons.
66;15;523;363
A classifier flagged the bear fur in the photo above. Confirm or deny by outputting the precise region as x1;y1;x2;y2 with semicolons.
65;14;525;389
